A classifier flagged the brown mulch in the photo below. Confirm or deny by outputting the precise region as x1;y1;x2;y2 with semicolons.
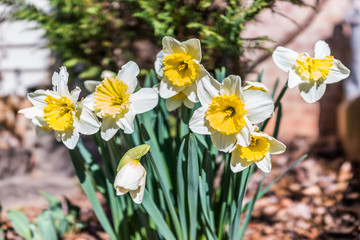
244;138;360;240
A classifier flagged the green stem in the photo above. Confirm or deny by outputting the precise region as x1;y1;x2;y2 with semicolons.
147;151;183;240
135;117;183;240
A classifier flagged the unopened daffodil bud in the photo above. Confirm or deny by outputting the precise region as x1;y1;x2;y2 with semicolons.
114;144;151;204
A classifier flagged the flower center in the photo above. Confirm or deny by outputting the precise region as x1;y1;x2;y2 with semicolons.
295;53;334;82
43;95;75;131
163;53;199;87
205;94;247;135
237;136;270;162
93;77;130;118
171;92;187;100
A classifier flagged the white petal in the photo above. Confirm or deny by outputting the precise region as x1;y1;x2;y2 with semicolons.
82;93;95;111
117;61;139;94
230;149;251;173
182;81;198;103
84;80;100;92
210;132;237;152
27;90;47;108
155;50;166;77
197;75;220;106
52;66;69;86
288;69;303;88
129;171;146;204
183;98;195;109
118;106;135;134
130;88;158;114
61;128;80;150
162;36;185;54
299;82;326;103
165;98;182;111
18;106;42;119
182;38;201;61
51;71;61;87
59;66;69;83
255;153;271;172
101;117;120;141
236;119;253;147
70;87;81;104
33;116;47;127
76;105;100;135
314;40;331;59
53;67;70;96
325;59;350;84
115;187;128;196
159;77;185;98
114;162;145;190
101;70;116;79
244;90;274;123
268;137;286;154
272;46;298;72
243;81;269;92
189;106;211;135
221;75;242;97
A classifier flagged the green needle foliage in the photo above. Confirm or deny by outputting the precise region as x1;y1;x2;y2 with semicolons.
1;0;311;79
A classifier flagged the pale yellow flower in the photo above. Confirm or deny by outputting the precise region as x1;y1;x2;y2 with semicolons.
189;75;274;152
84;61;158;141
273;40;350;103
154;36;208;108
230;127;286;173
19;67;100;149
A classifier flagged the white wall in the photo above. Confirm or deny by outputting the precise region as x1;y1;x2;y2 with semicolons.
0;0;51;97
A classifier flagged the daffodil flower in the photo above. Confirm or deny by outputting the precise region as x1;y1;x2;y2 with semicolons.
189;75;274;152
18;66;100;149
154;36;208;108
272;40;350;103
230;127;286;173
84;61;158;141
114;144;150;204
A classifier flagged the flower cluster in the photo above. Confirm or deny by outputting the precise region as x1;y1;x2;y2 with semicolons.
19;37;349;204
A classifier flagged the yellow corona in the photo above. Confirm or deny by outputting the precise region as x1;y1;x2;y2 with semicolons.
295;54;334;82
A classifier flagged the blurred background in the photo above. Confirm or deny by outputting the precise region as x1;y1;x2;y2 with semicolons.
0;0;359;239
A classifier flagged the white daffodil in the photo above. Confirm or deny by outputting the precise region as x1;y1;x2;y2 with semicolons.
114;144;150;204
230;127;286;173
165;91;195;111
18;66;100;149
272;40;350;103
154;36;208;106
189;75;274;152
84;61;158;141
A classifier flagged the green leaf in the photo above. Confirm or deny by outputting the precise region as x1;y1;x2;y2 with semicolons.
273;103;282;138
142;190;176;240
117;144;151;171
187;134;199;240
7;210;32;240
229;165;253;239
256;70;264;82
69;149;117;240
176;140;188;240
35;211;58;240
39;191;60;208
239;173;265;238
